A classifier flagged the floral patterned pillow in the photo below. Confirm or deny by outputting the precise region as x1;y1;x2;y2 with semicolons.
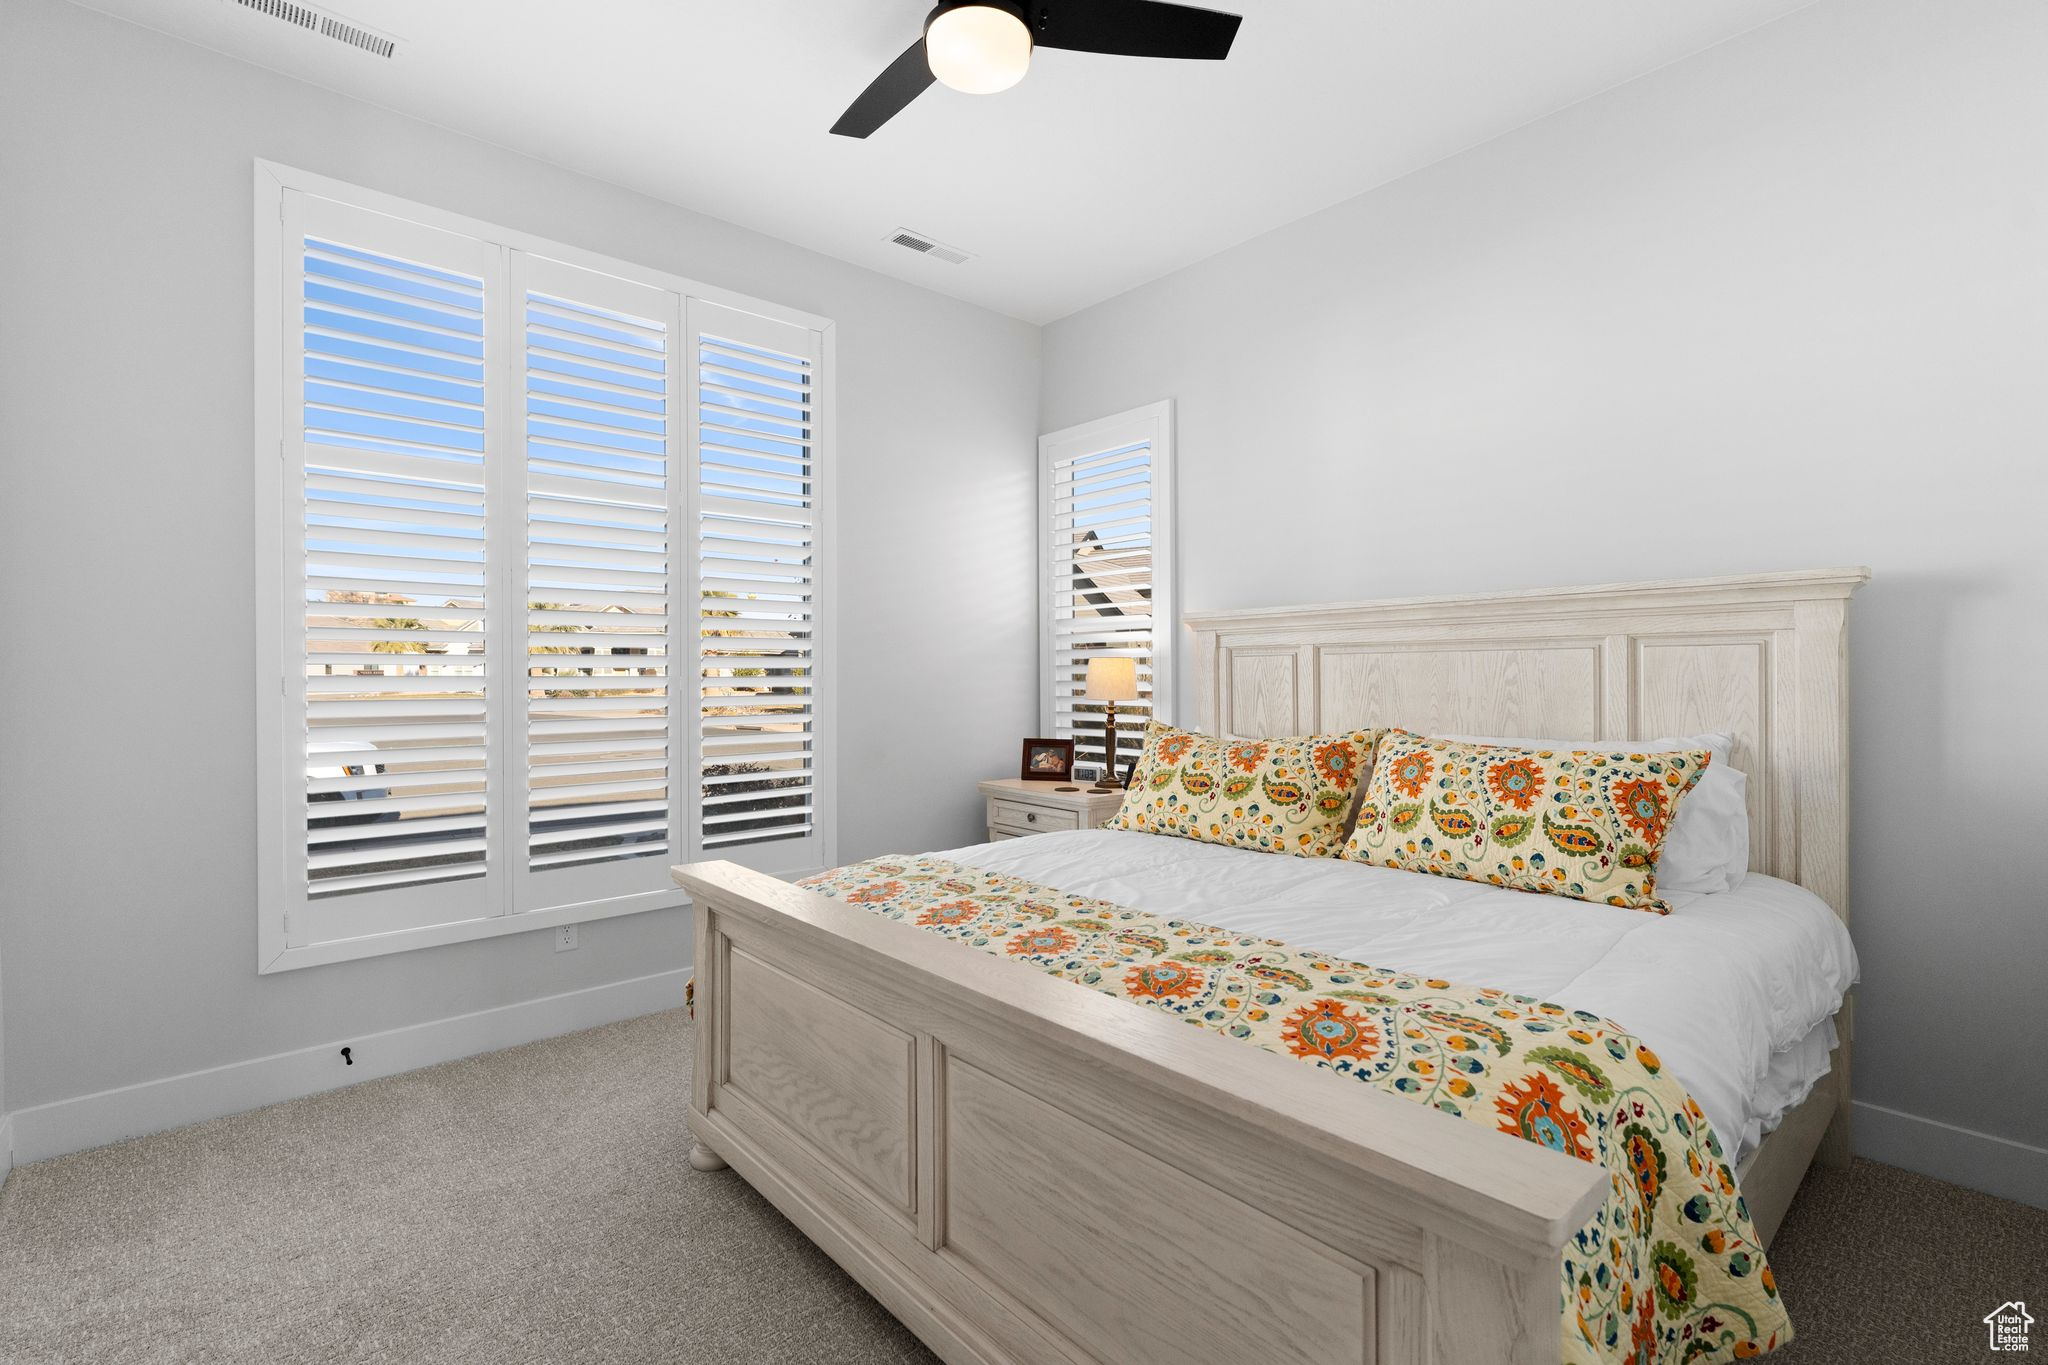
1341;730;1713;913
1106;721;1382;858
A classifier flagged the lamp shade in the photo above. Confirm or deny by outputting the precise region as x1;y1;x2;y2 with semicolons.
1083;656;1139;702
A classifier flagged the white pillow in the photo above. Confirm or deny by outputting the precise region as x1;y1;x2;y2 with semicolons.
1436;731;1749;895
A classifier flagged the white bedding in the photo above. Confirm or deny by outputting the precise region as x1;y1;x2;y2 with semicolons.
935;828;1857;1162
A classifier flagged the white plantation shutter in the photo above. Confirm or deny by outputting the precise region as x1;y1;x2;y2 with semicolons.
259;170;833;969
516;257;684;905
1039;403;1176;781
692;300;824;863
283;193;502;947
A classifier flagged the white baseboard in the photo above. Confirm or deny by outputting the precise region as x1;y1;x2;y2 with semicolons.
1855;1099;2048;1210
6;968;688;1167
5;979;2038;1212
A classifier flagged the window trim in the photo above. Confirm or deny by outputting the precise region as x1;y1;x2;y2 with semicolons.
253;160;837;974
1036;400;1177;774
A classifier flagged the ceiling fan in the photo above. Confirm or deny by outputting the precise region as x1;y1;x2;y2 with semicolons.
831;0;1243;139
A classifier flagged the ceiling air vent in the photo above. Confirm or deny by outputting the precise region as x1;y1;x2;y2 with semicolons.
320;15;396;58
234;0;318;29
230;0;398;58
886;229;973;266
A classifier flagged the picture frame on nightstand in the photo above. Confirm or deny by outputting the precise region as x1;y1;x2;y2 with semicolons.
1019;737;1075;782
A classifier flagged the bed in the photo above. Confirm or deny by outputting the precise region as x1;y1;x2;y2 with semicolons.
672;568;1867;1365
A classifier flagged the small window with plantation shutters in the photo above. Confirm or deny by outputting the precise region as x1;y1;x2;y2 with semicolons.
1038;402;1176;782
255;165;833;972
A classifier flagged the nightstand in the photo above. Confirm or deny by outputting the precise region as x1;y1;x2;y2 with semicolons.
977;777;1126;842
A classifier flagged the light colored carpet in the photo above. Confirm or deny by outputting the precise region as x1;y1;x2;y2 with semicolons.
0;1010;931;1365
0;1009;2039;1364
1766;1148;2047;1362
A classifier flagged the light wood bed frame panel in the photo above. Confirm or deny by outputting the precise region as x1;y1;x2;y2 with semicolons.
674;568;1867;1365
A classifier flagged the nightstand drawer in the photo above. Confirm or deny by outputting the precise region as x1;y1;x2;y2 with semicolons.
990;798;1080;833
977;777;1124;842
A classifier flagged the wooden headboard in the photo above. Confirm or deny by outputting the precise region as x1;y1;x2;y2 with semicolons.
1184;569;1868;921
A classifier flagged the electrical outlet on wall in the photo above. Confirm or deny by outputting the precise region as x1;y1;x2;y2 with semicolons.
555;924;578;953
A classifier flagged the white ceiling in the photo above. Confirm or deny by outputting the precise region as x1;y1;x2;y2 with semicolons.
79;0;1815;322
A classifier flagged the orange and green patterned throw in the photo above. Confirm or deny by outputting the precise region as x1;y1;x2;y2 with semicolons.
800;855;1789;1365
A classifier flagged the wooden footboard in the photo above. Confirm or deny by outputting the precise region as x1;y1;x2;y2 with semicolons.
675;861;1608;1365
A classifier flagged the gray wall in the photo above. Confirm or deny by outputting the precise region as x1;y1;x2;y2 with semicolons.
0;0;1039;1114
1043;0;2048;1163
0;918;7;1167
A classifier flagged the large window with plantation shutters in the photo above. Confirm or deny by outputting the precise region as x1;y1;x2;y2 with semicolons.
1037;402;1176;784
254;164;833;972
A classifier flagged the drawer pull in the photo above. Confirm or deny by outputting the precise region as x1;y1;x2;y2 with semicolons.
1027;812;1037;823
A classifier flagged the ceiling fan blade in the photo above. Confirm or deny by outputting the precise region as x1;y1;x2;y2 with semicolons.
830;39;936;138
1031;0;1241;60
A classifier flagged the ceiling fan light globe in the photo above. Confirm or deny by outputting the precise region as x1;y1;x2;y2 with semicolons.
925;3;1032;95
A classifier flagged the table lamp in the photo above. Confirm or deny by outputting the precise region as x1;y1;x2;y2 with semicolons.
1083;656;1139;791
